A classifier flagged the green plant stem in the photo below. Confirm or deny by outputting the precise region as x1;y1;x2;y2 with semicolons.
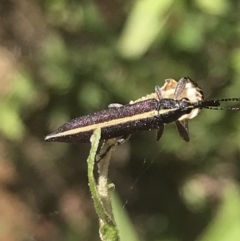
87;129;119;241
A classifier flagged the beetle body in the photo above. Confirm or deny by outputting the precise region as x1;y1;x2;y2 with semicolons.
45;98;193;143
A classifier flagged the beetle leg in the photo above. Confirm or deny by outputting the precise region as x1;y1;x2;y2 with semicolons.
174;77;188;99
156;125;165;141
175;120;189;142
96;134;131;162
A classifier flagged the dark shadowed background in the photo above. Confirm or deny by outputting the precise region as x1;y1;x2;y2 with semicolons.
1;0;240;240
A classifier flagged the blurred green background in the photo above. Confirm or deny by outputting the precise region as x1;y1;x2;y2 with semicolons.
1;0;240;240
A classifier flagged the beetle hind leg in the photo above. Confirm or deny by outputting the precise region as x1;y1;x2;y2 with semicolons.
96;134;131;162
156;125;165;141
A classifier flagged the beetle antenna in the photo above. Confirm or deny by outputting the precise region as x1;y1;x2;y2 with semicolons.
198;98;240;111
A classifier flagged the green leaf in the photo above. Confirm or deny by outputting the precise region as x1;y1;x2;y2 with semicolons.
118;0;174;58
